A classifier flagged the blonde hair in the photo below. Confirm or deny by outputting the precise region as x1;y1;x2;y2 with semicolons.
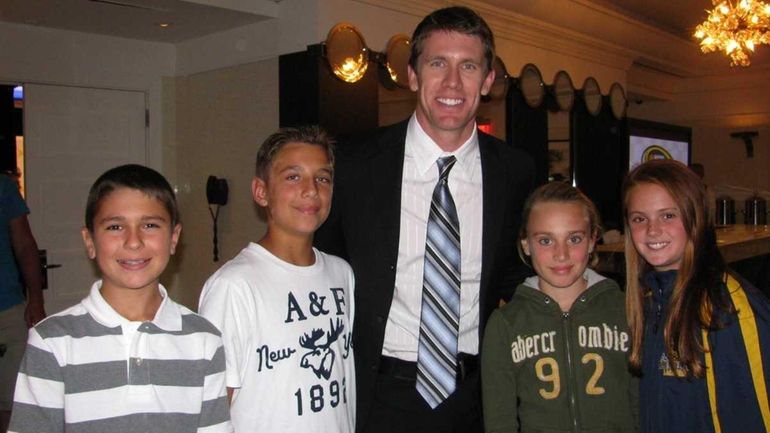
517;181;602;267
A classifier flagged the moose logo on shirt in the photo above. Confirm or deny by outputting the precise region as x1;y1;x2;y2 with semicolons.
298;317;345;380
249;288;353;417
254;289;352;379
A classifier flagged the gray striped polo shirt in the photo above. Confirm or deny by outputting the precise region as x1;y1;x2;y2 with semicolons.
9;281;232;433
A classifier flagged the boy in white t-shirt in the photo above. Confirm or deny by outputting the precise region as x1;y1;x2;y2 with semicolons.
199;126;355;433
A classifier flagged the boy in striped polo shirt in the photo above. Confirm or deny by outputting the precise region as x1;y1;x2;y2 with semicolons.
8;164;232;433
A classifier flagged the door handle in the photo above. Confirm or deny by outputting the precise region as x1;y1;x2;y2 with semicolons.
37;249;61;290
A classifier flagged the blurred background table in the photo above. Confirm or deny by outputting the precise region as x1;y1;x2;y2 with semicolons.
596;225;770;293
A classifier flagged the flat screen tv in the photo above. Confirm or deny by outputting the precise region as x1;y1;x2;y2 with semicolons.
627;118;692;170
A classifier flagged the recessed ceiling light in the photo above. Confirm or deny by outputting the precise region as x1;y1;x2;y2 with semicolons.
158;22;172;28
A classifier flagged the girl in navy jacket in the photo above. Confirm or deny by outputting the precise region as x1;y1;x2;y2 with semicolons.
622;159;770;433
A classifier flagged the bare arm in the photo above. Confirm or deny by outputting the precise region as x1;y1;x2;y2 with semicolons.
9;214;45;327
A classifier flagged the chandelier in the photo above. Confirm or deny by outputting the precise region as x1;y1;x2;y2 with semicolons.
693;0;770;67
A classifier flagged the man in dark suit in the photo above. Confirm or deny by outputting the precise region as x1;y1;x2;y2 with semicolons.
315;6;535;433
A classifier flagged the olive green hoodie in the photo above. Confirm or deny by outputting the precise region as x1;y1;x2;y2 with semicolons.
482;269;638;433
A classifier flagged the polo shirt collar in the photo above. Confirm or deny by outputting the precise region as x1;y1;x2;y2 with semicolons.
407;113;480;177
82;280;182;331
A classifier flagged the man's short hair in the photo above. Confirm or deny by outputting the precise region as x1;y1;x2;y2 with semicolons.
255;125;335;180
85;164;179;232
408;6;495;73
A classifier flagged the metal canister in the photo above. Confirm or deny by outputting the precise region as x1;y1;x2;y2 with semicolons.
715;195;735;225
744;194;767;225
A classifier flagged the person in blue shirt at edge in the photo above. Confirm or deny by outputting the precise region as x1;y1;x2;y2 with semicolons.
482;181;637;432
623;159;770;433
0;172;45;433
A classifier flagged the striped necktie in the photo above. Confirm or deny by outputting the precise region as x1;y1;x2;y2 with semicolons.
416;155;460;409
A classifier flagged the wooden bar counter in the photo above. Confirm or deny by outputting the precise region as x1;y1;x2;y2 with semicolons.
596;225;770;274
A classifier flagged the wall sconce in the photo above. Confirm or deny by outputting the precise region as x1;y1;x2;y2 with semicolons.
483;56;510;101
382;34;411;88
325;23;370;83
518;63;545;108
582;77;602;116
608;82;628;119
731;131;759;158
324;22;411;88
549;70;575;111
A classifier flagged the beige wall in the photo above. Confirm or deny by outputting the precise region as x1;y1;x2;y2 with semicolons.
166;59;278;308
0;17;281;309
175;0;319;76
628;70;770;196
0;20;175;172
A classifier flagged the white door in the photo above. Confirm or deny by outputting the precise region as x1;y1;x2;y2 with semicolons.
24;84;147;315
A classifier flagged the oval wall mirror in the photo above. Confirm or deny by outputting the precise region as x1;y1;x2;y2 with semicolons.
609;82;627;119
325;23;369;83
519;63;545;108
384;34;410;88
552;70;575;111
582;77;602;116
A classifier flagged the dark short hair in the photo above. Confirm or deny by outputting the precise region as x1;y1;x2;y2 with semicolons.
85;164;179;232
408;6;495;73
255;125;335;180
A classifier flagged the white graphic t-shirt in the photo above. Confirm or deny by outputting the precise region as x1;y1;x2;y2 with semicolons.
199;243;355;433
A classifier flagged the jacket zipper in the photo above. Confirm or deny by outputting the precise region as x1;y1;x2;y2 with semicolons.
653;286;663;334
562;311;580;433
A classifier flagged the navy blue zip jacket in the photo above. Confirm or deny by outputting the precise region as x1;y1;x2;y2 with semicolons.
640;270;770;433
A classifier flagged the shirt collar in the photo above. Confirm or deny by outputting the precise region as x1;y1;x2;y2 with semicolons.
406;113;480;177
524;268;606;291
82;280;182;331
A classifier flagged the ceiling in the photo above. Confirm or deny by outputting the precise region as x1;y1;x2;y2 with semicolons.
543;0;711;39
0;0;275;43
0;0;713;42
480;0;770;73
0;0;767;70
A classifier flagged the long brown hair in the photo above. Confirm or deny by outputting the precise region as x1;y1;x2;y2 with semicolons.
622;159;730;377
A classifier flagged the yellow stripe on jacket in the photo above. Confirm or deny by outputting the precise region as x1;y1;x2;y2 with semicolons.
703;275;770;432
725;274;770;431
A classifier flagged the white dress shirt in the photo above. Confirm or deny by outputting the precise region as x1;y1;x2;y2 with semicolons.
382;114;484;361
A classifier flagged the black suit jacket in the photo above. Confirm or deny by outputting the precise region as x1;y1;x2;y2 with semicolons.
315;119;535;430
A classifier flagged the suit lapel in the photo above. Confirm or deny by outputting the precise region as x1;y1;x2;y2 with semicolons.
366;125;506;331
479;134;504;312
368;121;407;268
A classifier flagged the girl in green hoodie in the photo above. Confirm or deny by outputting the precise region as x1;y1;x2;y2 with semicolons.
482;182;637;433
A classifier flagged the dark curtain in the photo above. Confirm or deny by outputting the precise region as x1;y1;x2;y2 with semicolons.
279;46;379;143
506;78;549;187
571;95;628;231
0;86;16;172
